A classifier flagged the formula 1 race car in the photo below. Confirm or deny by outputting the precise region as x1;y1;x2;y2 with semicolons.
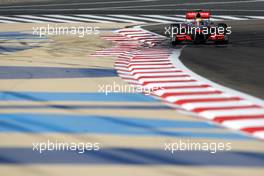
167;10;231;44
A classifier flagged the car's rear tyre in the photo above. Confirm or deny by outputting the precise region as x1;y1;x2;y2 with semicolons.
215;40;229;44
215;23;229;44
194;34;206;44
171;40;181;45
170;23;183;45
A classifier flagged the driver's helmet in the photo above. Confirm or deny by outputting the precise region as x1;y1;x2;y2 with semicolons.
195;13;203;25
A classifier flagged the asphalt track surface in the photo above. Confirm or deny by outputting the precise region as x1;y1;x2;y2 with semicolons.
143;19;264;99
0;0;264;15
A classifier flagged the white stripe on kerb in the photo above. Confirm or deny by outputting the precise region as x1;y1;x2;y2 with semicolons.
144;82;202;89
246;16;264;19
77;14;144;23
200;109;264;120
110;15;174;23
165;94;230;103
18;15;78;23
214;15;248;20
138;77;192;83
0;19;16;23
133;72;187;79
44;15;110;23
142;15;186;21
253;131;264;139
154;87;216;96
0;16;45;23
182;100;254;110
222;119;264;130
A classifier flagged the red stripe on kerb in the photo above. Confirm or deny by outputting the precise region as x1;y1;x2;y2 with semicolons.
162;91;222;98
162;85;211;89
214;114;264;123
137;75;190;79
143;80;197;86
241;127;264;133
175;97;243;105
130;66;175;71
193;105;262;113
129;63;172;66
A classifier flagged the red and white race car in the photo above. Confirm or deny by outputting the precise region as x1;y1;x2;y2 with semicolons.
168;10;231;44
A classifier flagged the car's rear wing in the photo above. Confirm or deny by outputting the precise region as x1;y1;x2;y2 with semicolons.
186;11;211;19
